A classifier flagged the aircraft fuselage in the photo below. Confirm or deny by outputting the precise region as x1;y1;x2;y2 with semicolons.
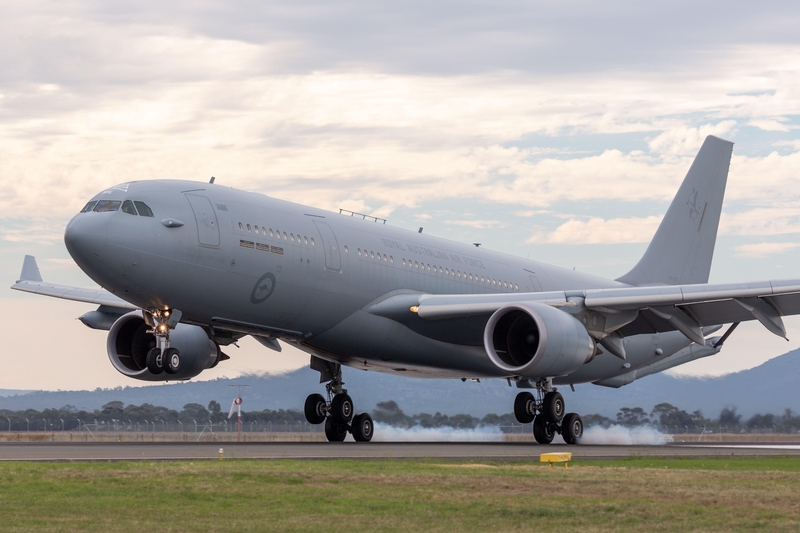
65;180;691;382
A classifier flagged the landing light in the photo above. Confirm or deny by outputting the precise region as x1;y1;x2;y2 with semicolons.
410;306;419;313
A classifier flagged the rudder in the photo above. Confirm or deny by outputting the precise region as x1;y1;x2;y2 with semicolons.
617;135;733;286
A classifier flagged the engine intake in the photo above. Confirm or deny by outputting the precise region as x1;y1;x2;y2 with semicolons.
484;302;595;378
107;311;221;381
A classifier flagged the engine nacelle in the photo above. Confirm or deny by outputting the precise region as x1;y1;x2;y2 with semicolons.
107;311;220;381
484;302;595;378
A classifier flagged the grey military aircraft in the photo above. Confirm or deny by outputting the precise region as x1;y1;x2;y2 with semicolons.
12;136;800;444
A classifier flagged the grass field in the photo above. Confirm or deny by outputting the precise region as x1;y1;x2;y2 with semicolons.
1;457;799;532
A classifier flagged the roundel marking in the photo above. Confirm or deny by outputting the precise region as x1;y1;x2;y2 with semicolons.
250;272;277;304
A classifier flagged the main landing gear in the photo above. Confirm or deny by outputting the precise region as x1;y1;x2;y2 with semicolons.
514;380;583;445
304;360;373;442
143;309;183;376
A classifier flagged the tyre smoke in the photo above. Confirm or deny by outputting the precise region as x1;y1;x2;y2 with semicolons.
580;425;668;445
372;423;505;442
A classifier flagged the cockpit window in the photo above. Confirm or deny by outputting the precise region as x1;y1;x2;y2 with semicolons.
94;200;121;212
80;201;97;213
121;200;138;215
134;201;154;217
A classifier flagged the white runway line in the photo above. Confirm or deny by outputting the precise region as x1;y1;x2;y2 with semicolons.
688;444;800;450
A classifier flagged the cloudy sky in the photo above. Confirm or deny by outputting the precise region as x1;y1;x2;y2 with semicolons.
2;0;800;391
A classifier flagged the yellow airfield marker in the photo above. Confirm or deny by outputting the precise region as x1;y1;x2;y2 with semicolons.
540;452;572;468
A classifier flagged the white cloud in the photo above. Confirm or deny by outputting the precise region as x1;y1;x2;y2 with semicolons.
734;242;800;258
646;121;737;156
447;219;506;229
527;216;662;244
748;118;797;132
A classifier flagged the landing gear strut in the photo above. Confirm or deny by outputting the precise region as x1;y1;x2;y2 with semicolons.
304;358;373;442
144;309;182;375
514;379;583;445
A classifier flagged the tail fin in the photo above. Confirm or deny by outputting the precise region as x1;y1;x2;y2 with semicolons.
617;135;733;286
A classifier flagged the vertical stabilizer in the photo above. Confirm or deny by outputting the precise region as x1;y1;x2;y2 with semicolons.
617;135;733;286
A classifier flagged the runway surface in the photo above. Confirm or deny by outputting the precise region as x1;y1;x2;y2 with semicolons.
2;441;800;462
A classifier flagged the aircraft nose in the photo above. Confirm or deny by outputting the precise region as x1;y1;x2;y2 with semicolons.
64;213;108;271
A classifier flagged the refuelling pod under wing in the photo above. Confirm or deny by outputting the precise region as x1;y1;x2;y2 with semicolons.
107;311;221;381
484;302;595;378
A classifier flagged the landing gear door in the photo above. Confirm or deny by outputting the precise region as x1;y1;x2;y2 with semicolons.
186;194;220;247
313;220;341;272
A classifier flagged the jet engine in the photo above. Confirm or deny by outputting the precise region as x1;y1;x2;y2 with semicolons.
484;302;595;378
106;311;221;381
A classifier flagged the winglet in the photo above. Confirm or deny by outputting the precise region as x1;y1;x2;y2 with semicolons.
18;255;42;282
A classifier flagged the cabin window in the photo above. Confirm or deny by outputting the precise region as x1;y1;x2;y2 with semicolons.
238;222;244;231
358;248;362;256
390;256;394;263
311;238;315;246
344;245;349;253
402;258;406;266
384;254;388;262
246;224;252;232
370;251;375;259
269;228;274;237
283;231;288;239
94;200;121;212
304;236;308;244
290;233;294;241
414;261;419;268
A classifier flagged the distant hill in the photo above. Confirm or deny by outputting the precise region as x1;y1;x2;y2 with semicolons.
2;349;800;419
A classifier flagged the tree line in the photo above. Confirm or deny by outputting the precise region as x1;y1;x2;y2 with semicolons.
0;401;306;431
1;400;798;432
584;403;800;432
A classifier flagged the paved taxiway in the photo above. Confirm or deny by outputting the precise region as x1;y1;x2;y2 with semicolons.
2;442;800;462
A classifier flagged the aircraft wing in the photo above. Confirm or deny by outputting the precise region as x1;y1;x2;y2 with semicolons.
10;255;137;310
371;278;800;345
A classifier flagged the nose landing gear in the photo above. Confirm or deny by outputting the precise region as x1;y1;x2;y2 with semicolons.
514;379;583;445
143;309;182;375
304;358;373;442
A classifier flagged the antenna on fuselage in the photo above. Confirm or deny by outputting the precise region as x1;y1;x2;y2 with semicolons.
209;176;215;184
418;227;423;233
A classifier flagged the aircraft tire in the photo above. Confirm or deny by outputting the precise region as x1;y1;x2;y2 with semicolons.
324;418;348;442
352;413;374;442
513;392;535;424
330;393;354;424
542;391;565;423
562;413;583;445
163;348;181;375
304;394;327;425
533;416;555;444
146;348;164;374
